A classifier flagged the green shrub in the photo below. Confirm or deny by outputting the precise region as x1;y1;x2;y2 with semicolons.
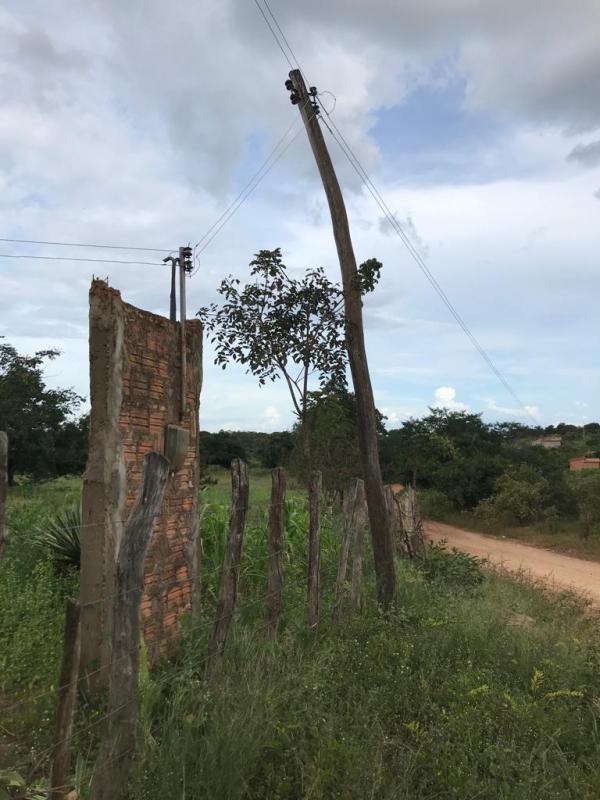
417;540;485;592
570;470;600;537
475;465;549;526
418;488;454;518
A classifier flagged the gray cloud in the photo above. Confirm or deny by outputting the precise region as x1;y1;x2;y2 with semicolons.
3;0;600;202
1;0;599;427
567;141;600;168
378;214;429;258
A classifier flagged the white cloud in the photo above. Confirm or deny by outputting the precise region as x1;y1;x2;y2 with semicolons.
262;405;282;430
485;399;540;420
432;386;468;412
381;408;400;425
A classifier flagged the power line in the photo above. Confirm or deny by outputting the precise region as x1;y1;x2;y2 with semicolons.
0;237;172;253
196;119;308;256
251;0;536;422
252;0;293;69
317;112;536;421
262;0;302;71
194;112;303;252
193;101;313;258
0;253;164;267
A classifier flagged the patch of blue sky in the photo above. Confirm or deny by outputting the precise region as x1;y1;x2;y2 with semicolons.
371;77;510;186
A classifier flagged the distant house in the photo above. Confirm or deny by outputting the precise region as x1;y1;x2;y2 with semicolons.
569;456;600;472
533;435;562;449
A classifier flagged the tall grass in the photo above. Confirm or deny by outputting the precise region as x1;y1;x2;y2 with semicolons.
0;481;79;772
131;561;600;799
5;475;600;799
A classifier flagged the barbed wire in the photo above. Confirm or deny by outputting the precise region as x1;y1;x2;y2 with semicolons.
14;586;313;780
6;568;314;717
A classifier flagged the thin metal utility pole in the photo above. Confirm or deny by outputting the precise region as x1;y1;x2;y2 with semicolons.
287;69;396;607
170;261;177;322
178;247;189;421
163;254;178;323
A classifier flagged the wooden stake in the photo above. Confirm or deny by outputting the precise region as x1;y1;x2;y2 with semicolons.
289;70;395;607
385;485;409;558
350;479;367;614
398;487;425;558
307;470;322;631
90;452;170;800
49;599;81;800
266;467;286;637
0;432;6;561
333;478;359;620
207;459;249;668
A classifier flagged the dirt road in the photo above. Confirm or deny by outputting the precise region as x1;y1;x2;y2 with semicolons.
425;520;600;604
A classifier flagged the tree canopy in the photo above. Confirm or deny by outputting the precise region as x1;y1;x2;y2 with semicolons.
291;385;386;498
198;248;382;469
0;341;86;482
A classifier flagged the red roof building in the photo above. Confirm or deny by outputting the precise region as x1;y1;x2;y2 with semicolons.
569;456;600;471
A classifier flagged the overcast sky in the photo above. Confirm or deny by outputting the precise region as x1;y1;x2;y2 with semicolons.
1;0;599;431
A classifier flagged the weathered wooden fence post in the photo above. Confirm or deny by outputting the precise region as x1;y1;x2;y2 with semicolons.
333;480;358;619
307;470;322;631
207;458;249;668
90;452;170;800
49;599;81;800
0;432;7;561
333;478;362;620
398;487;426;558
350;480;367;614
385;484;410;557
267;467;286;637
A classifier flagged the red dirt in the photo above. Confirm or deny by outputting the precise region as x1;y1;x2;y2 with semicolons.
425;520;600;605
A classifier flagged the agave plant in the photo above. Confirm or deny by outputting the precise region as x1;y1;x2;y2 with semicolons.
0;769;46;800
35;502;81;570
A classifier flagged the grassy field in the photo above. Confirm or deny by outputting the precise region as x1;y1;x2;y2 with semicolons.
4;474;600;797
202;465;305;507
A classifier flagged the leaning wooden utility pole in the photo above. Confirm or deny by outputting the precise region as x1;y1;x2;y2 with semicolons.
287;70;396;606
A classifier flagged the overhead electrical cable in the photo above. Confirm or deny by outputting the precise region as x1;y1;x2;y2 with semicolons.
251;0;537;422
252;0;294;69
193;102;311;256
317;112;536;420
0;237;171;253
0;253;164;267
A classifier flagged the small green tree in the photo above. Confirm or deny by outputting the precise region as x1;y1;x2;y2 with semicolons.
292;386;385;499
198;248;381;468
0;341;83;483
476;465;550;526
570;471;600;537
383;415;456;489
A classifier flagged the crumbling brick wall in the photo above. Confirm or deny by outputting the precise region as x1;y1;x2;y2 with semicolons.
80;279;202;676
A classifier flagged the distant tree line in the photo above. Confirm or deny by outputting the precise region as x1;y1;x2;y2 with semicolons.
3;338;599;535
0;341;88;484
379;408;600;534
